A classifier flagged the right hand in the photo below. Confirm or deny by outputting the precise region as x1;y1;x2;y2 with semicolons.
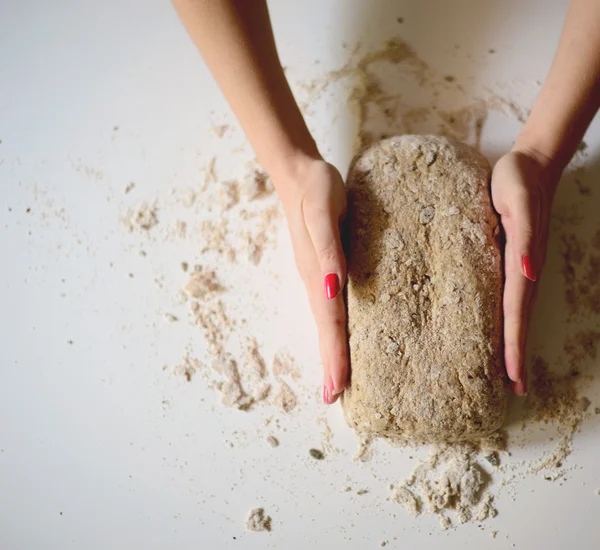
279;158;348;405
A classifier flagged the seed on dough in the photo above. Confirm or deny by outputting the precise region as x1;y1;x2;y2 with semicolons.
420;206;435;224
425;151;437;165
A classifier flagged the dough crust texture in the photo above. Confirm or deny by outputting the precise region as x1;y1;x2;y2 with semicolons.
342;135;506;443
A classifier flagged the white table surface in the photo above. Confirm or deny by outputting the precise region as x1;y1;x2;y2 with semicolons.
2;1;600;549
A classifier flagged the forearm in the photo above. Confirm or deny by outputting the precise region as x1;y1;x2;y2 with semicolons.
171;0;320;195
515;0;600;173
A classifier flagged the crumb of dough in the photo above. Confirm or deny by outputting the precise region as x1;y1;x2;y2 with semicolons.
163;313;178;323
245;508;271;532
189;299;230;358
184;268;223;299
380;541;388;547
439;516;451;530
211;124;229;138
173;220;186;238
123;182;135;194
246;338;266;378
220;180;240;211
353;434;374;462
393;443;498;527
484;452;500;467
392;487;421;517
491;531;498;538
271;352;300;379
180;188;196;207
251;382;271;402
175;289;188;304
200;219;236;261
180;262;188;272
266;435;279;448
213;357;253;410
274;381;297;412
241;167;273;201
202;157;217;191
173;355;201;382
356;489;368;495
122;202;158;232
245;232;266;265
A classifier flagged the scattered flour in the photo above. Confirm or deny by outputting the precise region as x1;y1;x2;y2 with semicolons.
122;202;158;232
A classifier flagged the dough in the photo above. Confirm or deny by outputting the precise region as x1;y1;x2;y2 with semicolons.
342;135;506;443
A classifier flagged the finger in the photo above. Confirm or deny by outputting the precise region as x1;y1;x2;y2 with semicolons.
295;227;349;405
310;272;348;404
321;295;349;401
303;202;347;301
504;183;540;283
511;377;528;397
503;239;533;391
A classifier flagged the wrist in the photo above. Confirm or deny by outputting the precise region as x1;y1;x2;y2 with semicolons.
266;149;324;203
509;140;564;198
512;134;565;184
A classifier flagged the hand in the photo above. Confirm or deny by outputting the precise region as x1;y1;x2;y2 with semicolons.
280;158;348;405
491;149;560;395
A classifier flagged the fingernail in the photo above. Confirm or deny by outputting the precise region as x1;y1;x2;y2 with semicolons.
324;273;341;300
332;381;345;397
522;255;536;281
322;385;329;404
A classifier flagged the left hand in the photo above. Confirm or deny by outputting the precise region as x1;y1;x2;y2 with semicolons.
491;149;560;396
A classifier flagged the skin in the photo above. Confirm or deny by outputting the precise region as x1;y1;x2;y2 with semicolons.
172;0;600;402
492;0;600;394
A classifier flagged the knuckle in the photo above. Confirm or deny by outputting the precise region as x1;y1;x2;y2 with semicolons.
316;242;338;264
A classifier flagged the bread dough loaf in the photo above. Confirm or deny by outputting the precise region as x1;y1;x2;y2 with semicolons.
342;135;506;443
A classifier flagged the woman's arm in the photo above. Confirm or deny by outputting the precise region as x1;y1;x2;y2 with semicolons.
515;0;600;169
172;0;349;403
492;0;600;395
172;0;318;189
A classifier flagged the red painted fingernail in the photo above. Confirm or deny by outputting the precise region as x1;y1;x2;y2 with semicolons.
522;255;536;281
324;273;341;300
322;385;329;404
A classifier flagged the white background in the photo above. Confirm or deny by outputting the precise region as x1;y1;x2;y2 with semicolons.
1;1;600;549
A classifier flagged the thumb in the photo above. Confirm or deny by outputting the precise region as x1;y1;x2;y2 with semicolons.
303;203;347;301
507;184;540;282
493;152;542;281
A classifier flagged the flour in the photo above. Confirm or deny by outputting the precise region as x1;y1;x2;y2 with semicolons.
184;267;223;299
172;220;187;238
122;202;158;232
219;180;239;212
202;156;217;191
211;124;229;138
173;355;202;382
271;352;300;379
213;356;253;410
274;381;298;413
246;338;266;378
393;443;497;527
